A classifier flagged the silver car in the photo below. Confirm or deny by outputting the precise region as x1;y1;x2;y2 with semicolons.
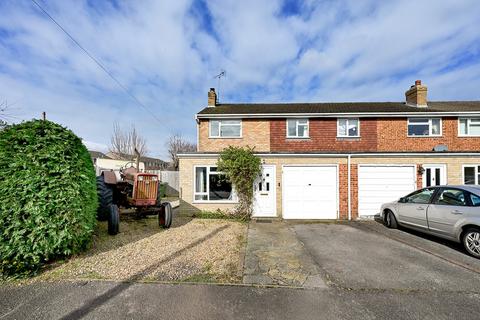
380;185;480;258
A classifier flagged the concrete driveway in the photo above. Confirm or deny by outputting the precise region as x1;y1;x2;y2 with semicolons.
291;221;480;291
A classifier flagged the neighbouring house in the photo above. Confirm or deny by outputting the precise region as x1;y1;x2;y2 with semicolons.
106;152;169;170
88;150;110;165
178;81;480;220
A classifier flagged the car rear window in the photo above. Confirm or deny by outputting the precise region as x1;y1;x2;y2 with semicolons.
469;193;480;207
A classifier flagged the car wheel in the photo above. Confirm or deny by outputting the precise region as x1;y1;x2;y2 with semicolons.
462;228;480;258
384;210;398;229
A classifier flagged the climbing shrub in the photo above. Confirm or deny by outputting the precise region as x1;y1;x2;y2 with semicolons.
0;120;98;277
217;146;261;220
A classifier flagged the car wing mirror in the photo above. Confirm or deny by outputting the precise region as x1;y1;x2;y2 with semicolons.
399;197;406;203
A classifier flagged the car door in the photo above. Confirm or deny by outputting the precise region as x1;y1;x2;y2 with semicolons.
427;188;470;236
397;188;436;229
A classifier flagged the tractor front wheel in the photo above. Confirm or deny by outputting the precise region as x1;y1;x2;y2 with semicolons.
108;204;120;235
158;202;173;229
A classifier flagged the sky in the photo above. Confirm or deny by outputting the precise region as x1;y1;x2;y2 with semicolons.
1;0;480;159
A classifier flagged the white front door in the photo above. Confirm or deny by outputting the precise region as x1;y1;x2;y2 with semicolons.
422;165;446;188
253;165;276;217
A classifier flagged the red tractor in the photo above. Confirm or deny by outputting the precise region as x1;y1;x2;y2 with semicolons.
96;160;172;235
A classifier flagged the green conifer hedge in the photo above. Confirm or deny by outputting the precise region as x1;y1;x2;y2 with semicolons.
0;120;97;276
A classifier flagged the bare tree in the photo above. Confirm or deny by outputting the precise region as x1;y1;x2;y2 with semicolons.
167;134;196;170
109;122;148;160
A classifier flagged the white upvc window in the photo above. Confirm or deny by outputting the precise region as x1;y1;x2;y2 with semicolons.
459;118;480;136
463;165;480;185
209;120;242;138
194;166;237;202
407;118;442;137
287;119;309;138
337;118;359;137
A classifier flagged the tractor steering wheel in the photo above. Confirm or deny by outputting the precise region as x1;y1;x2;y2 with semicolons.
121;161;136;172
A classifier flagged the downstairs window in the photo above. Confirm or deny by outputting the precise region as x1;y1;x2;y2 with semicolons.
194;166;237;201
463;165;480;185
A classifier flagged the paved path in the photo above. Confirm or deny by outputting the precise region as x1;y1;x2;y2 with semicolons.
243;221;325;288
1;281;480;320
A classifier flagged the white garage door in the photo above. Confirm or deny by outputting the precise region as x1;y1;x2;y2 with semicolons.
283;166;338;219
358;165;416;217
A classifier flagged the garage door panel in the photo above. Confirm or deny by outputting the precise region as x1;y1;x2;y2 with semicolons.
358;166;416;217
283;166;337;220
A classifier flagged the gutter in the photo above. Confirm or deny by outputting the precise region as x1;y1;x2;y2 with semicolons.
196;111;480;119
177;152;480;158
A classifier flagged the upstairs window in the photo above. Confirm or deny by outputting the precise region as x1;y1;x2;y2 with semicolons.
287;119;309;138
407;118;441;136
209;120;241;138
459;118;480;136
337;118;359;137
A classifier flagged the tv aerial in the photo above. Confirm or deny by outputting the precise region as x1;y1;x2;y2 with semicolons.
214;70;226;102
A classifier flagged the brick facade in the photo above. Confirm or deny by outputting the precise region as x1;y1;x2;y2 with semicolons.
270;118;378;152
377;117;480;152
198;119;270;152
198;117;480;153
180;156;480;220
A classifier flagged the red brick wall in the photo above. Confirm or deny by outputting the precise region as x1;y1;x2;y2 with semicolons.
339;164;358;220
270;118;378;152
377;117;480;152
350;164;358;220
339;164;348;219
416;164;423;189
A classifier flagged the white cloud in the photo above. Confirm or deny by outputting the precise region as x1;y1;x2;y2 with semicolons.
0;0;479;158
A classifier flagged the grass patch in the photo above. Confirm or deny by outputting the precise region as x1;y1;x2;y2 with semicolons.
192;210;246;222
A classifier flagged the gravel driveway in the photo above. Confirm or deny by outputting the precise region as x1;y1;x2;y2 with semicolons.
35;216;247;283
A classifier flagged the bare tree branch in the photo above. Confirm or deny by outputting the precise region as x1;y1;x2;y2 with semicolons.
166;134;196;170
109;122;148;160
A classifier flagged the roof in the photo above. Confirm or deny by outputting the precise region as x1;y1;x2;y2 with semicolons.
197;101;480;117
88;150;109;159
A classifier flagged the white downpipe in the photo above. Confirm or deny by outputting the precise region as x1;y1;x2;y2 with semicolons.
347;154;351;221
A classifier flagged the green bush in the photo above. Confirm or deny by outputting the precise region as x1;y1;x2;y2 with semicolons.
217;146;261;220
0;120;98;277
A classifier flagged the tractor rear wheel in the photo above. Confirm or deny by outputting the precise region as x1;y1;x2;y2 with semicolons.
158;202;173;229
96;175;113;221
108;204;120;235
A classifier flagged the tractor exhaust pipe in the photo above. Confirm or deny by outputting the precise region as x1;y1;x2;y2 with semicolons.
134;148;141;172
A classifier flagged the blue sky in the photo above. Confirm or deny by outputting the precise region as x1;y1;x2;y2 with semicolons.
1;0;480;158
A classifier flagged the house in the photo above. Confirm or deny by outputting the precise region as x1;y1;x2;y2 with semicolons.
88;150;110;165
178;81;480;220
106;152;169;170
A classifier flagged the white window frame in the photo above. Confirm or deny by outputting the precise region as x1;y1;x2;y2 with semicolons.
286;118;309;138
337;118;360;138
458;118;480;137
209;120;242;138
462;165;480;185
407;118;442;137
193;165;238;203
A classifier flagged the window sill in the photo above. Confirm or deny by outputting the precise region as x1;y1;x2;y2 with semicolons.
208;136;243;139
407;135;443;138
286;137;310;140
458;135;480;138
193;201;238;204
336;136;360;139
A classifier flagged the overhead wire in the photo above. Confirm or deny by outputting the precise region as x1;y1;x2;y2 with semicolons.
30;0;163;123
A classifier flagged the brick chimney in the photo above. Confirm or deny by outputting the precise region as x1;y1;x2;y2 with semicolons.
208;88;217;107
405;80;428;108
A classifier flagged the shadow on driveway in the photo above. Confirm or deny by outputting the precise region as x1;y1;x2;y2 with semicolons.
59;225;229;320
